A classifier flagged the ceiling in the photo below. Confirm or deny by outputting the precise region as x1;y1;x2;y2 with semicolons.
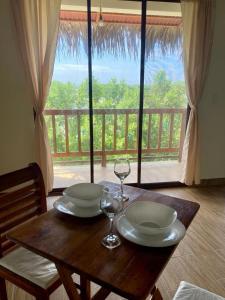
61;0;181;17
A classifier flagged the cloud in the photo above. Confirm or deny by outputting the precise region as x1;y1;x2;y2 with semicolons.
52;57;184;85
54;63;113;73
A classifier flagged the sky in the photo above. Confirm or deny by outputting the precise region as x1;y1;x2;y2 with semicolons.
53;50;184;85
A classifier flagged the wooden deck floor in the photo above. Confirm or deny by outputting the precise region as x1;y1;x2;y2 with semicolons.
5;185;225;300
53;160;183;187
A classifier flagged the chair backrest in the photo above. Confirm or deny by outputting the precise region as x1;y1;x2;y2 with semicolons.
0;163;47;257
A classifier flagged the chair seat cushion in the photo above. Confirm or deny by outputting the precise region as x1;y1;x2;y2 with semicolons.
0;247;59;289
173;281;225;300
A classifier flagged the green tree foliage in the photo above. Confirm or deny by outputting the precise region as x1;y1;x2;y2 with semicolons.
46;70;187;162
47;70;186;110
144;70;187;108
46;81;78;109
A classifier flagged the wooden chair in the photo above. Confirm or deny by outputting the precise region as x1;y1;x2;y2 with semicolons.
0;163;61;300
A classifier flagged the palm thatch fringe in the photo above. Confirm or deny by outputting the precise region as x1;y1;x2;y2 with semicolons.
58;21;182;59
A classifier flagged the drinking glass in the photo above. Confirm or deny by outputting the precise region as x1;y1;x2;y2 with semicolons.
114;158;131;201
100;190;123;249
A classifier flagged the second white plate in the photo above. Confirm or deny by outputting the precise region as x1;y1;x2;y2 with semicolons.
54;196;102;218
116;214;186;247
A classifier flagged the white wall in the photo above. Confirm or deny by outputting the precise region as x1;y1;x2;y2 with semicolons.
199;0;225;179
0;0;35;175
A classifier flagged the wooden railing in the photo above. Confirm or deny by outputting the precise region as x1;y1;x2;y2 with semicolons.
44;108;186;166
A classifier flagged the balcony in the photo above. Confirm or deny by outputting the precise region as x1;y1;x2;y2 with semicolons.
45;108;186;187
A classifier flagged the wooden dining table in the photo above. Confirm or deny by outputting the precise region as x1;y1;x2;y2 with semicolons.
7;181;199;300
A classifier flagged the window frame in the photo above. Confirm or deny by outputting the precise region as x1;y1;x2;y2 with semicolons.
49;0;188;196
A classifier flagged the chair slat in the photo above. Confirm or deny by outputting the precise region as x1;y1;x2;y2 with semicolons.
1;240;15;253
0;208;40;234
0;199;40;224
0;235;7;244
0;187;38;211
0;168;36;192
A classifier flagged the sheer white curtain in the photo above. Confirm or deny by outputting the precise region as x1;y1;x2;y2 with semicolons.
11;0;61;192
181;0;215;185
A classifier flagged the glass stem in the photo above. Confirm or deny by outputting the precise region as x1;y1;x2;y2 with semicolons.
109;217;114;236
120;179;124;196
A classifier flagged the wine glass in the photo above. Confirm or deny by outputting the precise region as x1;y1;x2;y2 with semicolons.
100;190;123;249
114;158;131;201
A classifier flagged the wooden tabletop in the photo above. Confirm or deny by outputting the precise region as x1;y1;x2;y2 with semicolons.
8;182;199;300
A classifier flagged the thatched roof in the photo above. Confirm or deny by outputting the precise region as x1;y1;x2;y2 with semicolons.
58;11;182;59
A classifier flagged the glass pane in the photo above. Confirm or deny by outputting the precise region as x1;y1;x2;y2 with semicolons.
92;0;141;184
45;2;90;188
141;1;187;183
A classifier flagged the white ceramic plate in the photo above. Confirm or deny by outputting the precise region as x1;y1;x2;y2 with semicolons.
53;196;102;218
116;214;186;247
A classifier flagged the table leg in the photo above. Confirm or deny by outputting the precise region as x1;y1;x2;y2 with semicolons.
92;287;111;300
80;275;91;300
151;287;163;300
0;278;7;300
55;264;80;300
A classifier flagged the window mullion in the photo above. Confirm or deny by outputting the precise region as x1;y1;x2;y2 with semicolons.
137;0;147;185
87;0;94;183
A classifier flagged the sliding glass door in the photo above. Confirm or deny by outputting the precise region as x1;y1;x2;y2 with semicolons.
46;0;187;188
92;0;141;184
141;1;187;183
45;5;91;187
